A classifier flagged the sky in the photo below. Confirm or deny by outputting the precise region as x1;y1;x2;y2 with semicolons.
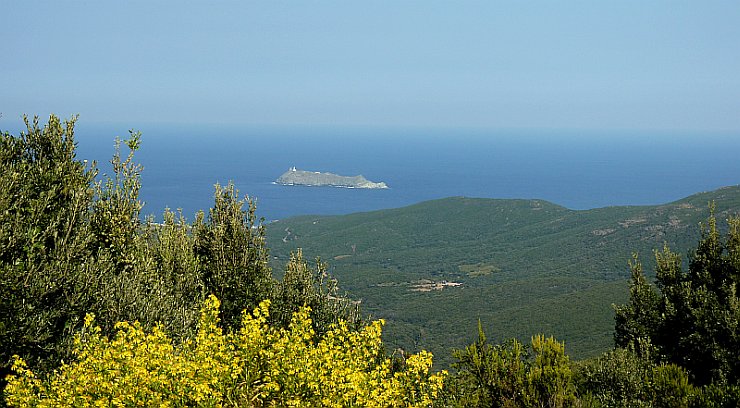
2;1;739;132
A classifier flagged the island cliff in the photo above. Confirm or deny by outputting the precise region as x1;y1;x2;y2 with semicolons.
276;167;388;189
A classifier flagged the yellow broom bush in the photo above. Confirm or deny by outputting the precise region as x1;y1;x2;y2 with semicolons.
5;295;446;407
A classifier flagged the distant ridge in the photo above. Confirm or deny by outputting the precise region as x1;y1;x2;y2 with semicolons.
266;185;740;367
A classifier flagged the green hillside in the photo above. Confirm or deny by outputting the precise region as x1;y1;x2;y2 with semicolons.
266;186;740;367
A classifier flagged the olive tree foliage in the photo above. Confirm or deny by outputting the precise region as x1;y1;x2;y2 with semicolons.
89;133;144;270
0;115;98;378
187;184;361;335
0;115;361;397
0;116;204;389
614;210;740;386
271;249;362;336
192;183;273;331
82;131;203;341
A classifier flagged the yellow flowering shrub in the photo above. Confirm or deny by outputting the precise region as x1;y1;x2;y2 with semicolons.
5;295;446;407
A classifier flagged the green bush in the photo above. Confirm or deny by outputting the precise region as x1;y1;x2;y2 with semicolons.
447;322;577;407
651;363;694;408
691;383;740;407
574;348;653;407
574;348;696;408
272;249;362;336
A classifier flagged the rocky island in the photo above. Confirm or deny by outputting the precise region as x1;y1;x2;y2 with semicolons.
276;167;388;189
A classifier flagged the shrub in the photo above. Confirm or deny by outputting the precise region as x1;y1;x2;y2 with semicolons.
448;322;577;407
574;348;653;407
271;249;362;336
575;347;698;408
5;295;446;407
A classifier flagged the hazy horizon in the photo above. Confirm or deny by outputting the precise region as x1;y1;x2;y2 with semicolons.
19;123;735;221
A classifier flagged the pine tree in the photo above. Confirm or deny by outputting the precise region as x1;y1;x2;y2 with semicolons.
614;210;740;385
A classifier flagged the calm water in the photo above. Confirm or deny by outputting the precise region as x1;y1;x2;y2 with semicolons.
46;123;740;222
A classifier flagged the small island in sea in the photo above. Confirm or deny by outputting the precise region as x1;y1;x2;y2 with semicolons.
275;167;389;189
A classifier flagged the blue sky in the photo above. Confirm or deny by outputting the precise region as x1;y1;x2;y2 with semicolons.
2;1;739;132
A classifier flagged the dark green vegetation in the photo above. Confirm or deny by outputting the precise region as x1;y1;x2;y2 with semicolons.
4;114;740;407
266;184;740;366
444;213;740;407
0;115;358;400
616;212;740;386
447;324;578;407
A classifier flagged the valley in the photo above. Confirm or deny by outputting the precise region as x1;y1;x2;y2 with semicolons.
266;185;740;367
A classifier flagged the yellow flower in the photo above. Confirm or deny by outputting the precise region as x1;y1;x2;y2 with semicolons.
5;296;445;407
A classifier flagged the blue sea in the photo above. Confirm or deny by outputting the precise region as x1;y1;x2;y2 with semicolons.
52;123;740;222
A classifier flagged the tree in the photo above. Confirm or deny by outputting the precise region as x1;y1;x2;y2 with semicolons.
614;210;740;385
192;183;273;331
612;256;660;358
0;115;98;383
271;249;361;336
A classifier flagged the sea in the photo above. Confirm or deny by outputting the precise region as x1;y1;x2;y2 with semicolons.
19;122;740;222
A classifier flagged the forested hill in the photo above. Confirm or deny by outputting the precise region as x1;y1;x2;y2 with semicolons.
266;185;740;366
